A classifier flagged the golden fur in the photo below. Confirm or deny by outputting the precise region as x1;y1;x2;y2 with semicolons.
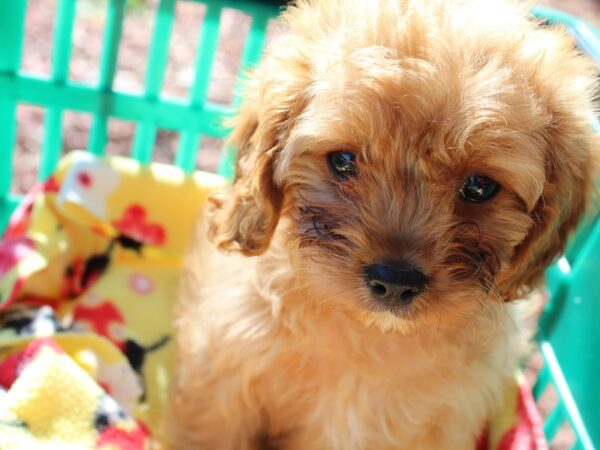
166;0;598;448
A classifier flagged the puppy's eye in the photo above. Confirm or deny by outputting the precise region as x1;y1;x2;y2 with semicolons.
327;151;357;180
459;175;500;203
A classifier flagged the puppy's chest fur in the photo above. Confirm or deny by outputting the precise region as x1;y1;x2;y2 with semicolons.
177;247;522;450
248;310;513;449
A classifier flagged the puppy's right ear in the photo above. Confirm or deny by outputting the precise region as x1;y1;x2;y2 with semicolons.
208;51;308;256
208;101;283;256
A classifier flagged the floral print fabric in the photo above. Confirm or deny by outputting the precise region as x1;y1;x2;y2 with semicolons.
0;151;224;449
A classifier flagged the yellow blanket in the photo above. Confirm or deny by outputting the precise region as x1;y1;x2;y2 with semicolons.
0;151;545;449
0;151;223;448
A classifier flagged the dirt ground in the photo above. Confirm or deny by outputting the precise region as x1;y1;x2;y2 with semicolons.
9;0;599;447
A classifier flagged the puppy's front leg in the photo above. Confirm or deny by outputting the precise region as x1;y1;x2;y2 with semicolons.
165;366;263;450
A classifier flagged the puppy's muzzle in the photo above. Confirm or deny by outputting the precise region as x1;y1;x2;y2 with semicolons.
364;261;427;305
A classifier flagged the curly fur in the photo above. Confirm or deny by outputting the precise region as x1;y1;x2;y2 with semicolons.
165;0;598;448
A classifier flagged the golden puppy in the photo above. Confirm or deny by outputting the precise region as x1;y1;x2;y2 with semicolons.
167;0;597;448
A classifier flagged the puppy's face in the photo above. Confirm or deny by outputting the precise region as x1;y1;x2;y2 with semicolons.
210;0;597;333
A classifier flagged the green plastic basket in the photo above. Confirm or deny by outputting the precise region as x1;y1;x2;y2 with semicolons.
0;1;598;448
0;0;283;232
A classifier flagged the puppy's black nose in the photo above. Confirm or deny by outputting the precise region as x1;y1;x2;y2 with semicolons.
363;261;427;305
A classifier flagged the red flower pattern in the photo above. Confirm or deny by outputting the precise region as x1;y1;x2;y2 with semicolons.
0;237;35;279
77;171;92;188
112;205;166;246
73;301;126;350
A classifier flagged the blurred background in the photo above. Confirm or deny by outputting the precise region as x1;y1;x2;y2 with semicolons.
12;0;600;195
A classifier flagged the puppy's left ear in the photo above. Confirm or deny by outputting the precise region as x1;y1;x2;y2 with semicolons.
498;132;598;300
208;55;309;256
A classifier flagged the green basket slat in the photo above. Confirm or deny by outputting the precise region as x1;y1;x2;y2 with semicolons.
189;4;222;106
175;132;200;172
0;0;27;206
175;3;222;172
132;123;157;164
532;365;551;400
0;1;27;72
570;440;585;450
144;0;176;97
541;219;600;339
0;195;21;233
538;340;596;449
40;109;64;180
568;214;600;277
89;115;109;156
98;0;127;88
0;75;231;135
51;0;77;81
40;0;77;180
0;100;18;198
544;403;566;442
132;0;176;163
89;0;126;155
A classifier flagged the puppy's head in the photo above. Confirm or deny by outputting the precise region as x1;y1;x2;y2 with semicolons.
209;0;598;333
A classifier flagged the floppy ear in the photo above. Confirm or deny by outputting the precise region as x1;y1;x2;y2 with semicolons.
208;102;282;256
208;54;309;256
498;131;597;300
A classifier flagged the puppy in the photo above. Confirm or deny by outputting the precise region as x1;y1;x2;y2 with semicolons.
167;0;598;448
